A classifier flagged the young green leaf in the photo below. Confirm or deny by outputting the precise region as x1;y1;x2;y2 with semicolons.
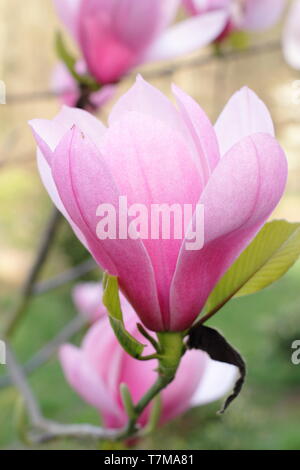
102;273;145;359
206;220;300;315
55;32;100;91
55;32;78;81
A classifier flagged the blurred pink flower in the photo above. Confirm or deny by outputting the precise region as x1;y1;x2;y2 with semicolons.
183;0;285;40
60;284;237;429
30;77;287;332
51;61;115;110
53;0;228;83
72;281;106;323
282;0;300;69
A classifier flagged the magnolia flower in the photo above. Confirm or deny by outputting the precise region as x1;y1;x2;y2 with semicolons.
53;0;228;83
29;77;287;332
282;0;300;69
60;283;237;429
51;61;116;109
183;0;285;40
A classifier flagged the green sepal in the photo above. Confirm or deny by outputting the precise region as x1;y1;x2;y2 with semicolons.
102;273;145;359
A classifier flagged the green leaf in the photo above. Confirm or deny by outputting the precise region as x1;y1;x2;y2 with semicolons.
102;273;145;359
55;32;100;91
206;220;300;314
120;383;137;420
142;395;161;436
55;32;78;81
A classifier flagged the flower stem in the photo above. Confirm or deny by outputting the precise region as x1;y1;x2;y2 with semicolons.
118;332;184;440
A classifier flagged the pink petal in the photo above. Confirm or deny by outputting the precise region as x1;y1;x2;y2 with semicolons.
59;344;123;426
54;106;107;147
52;126;163;331
161;349;208;422
214;87;275;157
108;76;184;135
172;84;221;183
81;320;125;404
282;0;300;70
190;359;238;406
170;133;287;331
53;0;81;42
158;0;181;29
89;85;116;109
36;150;88;250
78;0;171;83
79;12;137;83
183;0;231;15
50;127;118;276
72;282;106;323
145;10;229;62
30;106;106;153
29;109;107;249
107;0;173;49
118;353;156;420
81;296;141;402
100;112;202;329
29;123;89;249
241;0;285;31
109;77;210;182
51;62;79;108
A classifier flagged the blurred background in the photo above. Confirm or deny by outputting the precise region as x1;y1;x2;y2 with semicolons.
0;0;300;450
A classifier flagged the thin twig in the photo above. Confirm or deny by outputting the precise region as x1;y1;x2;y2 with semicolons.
144;39;280;79
32;258;97;295
6;40;281;104
6;345;118;442
0;315;86;389
5;339;175;444
2;207;61;338
6;345;43;426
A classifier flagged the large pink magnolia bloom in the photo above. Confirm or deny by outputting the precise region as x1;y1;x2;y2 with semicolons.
29;77;287;332
183;0;285;39
53;0;228;83
60;283;237;429
282;0;300;69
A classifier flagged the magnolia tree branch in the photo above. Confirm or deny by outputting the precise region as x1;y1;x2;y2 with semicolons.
3;207;61;338
0;260;96;388
0;314;86;389
6;345;119;442
6;334;184;444
32;258;97;295
6;40;280;104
